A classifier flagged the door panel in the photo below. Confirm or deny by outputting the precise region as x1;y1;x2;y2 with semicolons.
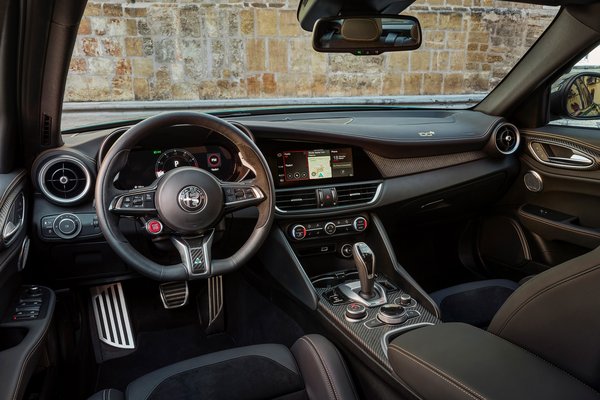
479;126;600;277
0;169;28;296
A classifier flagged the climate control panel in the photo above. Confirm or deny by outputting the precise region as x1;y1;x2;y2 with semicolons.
289;215;368;241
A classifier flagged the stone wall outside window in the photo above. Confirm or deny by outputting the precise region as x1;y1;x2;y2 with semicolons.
64;0;557;102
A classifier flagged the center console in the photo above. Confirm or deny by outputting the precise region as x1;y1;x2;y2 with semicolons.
259;211;442;385
257;140;442;391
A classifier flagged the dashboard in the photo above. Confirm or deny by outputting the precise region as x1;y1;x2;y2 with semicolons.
28;109;520;282
31;109;519;237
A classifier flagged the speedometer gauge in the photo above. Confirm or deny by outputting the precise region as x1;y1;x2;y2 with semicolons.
155;148;198;177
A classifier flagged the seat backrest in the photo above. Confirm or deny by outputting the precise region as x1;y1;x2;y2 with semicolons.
488;245;600;391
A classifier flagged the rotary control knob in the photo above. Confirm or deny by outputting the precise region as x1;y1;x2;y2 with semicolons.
324;222;336;235
53;213;82;239
353;217;368;232
399;294;412;306
345;303;367;322
290;224;307;240
377;304;407;325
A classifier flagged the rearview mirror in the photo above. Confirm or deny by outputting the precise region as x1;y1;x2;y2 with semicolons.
312;15;421;55
551;72;600;119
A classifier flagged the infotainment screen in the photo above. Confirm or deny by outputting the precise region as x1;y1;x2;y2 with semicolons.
276;148;354;184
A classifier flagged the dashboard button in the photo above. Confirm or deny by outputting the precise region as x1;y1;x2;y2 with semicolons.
340;244;353;258
291;225;307;240
353;217;368;232
42;227;57;238
146;219;163;235
58;219;77;235
345;303;367;321
52;214;82;239
42;217;54;228
324;222;336;235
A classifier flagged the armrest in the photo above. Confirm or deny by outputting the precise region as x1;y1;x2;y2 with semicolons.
388;323;600;400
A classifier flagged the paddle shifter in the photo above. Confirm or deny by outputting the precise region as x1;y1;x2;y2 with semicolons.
353;242;376;299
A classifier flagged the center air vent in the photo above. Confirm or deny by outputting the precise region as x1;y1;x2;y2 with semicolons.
276;188;318;211
336;182;380;206
494;123;520;155
275;181;381;212
38;156;91;205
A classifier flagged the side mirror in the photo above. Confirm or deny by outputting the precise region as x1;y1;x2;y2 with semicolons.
312;15;421;56
551;72;600;119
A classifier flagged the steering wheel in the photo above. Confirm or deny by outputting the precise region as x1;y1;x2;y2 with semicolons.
95;112;275;281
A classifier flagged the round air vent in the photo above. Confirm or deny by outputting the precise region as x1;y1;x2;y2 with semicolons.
493;123;520;155
38;156;92;205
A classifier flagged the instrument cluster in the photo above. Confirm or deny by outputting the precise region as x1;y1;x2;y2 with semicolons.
116;145;239;189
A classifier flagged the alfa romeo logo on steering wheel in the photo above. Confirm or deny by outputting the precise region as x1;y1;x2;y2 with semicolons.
178;185;207;213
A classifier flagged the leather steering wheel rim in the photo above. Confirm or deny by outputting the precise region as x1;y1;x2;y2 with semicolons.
95;111;275;281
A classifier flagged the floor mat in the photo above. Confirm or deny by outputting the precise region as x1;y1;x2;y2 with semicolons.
95;324;235;391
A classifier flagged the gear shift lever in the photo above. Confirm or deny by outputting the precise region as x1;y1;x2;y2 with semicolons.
353;242;376;300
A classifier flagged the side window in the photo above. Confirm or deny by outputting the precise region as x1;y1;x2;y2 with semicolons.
550;45;600;129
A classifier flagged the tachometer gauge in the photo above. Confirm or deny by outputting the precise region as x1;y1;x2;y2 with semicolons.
155;148;198;177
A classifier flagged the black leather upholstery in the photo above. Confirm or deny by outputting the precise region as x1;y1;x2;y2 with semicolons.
489;245;600;391
430;279;518;327
88;334;357;400
88;389;125;400
291;335;359;400
388;323;600;400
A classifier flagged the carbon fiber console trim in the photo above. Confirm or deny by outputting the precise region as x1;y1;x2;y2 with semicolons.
316;278;440;371
366;150;486;178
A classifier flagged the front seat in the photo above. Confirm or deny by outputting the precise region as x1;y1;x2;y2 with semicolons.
88;334;358;400
430;278;519;327
432;245;600;391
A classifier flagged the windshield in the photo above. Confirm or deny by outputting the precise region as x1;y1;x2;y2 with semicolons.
62;1;559;130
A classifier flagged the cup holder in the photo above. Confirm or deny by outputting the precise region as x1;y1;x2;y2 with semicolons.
0;327;28;351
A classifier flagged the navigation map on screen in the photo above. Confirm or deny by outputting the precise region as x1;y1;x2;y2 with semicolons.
277;148;354;183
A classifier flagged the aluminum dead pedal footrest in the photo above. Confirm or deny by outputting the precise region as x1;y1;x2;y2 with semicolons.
91;283;135;349
159;281;189;309
206;275;224;334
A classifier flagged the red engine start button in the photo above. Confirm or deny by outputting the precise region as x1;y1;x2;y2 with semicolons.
146;220;163;235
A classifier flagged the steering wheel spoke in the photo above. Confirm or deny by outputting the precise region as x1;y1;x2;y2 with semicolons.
109;186;158;216
221;180;265;213
171;230;214;277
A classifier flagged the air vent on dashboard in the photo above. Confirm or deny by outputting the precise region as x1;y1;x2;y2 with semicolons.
275;188;318;211
275;181;381;212
336;183;380;206
494;123;520;155
38;156;92;205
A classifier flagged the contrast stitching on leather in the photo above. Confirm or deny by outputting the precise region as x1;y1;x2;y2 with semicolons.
332;346;359;400
494;263;600;335
299;336;339;400
388;344;484;400
519;211;600;239
141;354;300;400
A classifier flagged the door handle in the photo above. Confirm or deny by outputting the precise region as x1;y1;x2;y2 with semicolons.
546;154;594;167
529;140;597;170
2;192;25;246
